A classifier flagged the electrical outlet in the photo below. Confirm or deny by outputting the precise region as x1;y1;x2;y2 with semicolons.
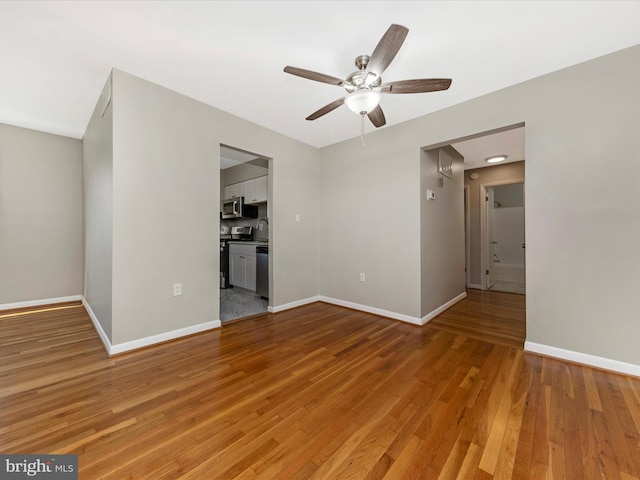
360;273;366;282
295;214;301;223
173;283;182;296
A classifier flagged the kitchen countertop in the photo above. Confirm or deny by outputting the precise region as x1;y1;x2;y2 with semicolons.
227;241;269;246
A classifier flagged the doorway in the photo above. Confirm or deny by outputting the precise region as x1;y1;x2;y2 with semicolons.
219;144;272;322
464;185;471;288
425;124;526;348
481;181;525;294
453;124;525;292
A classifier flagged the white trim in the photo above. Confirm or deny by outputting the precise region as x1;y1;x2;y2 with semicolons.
82;299;111;354
271;293;467;327
466;283;482;290
109;320;221;356
524;341;640;378
83;297;221;356
269;296;322;313
0;295;82;311
318;296;423;325
464;185;471;288
420;292;467;325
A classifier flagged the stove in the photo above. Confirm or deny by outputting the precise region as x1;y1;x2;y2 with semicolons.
230;225;253;241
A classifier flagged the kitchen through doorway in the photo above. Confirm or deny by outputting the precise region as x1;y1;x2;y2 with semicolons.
219;145;271;322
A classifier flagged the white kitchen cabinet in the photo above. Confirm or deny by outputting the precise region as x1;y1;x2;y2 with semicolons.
244;255;257;290
224;176;267;204
244;175;268;204
224;182;246;200
229;244;257;291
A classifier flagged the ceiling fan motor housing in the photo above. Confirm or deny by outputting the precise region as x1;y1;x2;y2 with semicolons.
344;56;382;93
355;54;370;71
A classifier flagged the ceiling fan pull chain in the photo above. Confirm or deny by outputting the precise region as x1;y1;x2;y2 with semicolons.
360;112;365;147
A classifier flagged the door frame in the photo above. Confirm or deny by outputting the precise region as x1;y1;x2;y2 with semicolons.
464;185;471;288
480;178;525;290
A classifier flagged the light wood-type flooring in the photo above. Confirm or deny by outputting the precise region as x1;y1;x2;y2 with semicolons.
2;290;640;479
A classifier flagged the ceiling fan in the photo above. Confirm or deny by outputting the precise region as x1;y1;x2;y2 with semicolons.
284;24;452;130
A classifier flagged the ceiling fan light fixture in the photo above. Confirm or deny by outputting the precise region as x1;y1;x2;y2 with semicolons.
284;24;451;129
345;89;381;115
485;154;508;164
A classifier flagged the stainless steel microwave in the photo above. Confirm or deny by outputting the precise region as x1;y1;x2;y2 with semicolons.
221;196;258;219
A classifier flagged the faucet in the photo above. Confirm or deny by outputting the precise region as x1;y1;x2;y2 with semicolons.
256;218;269;241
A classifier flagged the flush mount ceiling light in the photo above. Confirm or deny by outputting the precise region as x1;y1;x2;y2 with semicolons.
485;154;508;164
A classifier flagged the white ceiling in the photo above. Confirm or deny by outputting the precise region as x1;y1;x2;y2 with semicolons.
452;126;525;170
2;1;640;149
220;145;262;170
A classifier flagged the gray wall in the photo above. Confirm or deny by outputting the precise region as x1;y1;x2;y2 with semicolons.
493;183;524;208
6;42;639;368
319;43;640;365
86;70;319;346
111;70;220;345
0;123;83;305
421;146;465;317
82;75;114;340
464;161;525;286
319;138;422;318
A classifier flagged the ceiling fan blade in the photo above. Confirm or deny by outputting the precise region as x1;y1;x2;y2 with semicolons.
284;66;344;86
367;105;386;128
306;97;345;121
380;78;452;94
366;24;409;76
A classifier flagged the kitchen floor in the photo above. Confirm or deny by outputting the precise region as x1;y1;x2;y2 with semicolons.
220;288;268;322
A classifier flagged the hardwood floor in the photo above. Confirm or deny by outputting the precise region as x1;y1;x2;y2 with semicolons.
2;291;640;479
430;289;526;349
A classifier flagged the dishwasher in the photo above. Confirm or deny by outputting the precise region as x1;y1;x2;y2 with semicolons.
256;245;269;299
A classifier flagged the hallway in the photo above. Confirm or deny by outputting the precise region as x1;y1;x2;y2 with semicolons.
429;288;526;348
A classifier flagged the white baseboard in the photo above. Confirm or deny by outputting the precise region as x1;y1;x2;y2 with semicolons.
317;296;423;325
83;297;221;356
466;284;482;290
525;341;640;378
82;299;112;354
269;296;322;313
420;292;467;325
0;295;82;311
109;320;221;356
271;293;467;327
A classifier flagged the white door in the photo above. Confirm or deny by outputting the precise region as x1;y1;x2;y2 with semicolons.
486;187;496;289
